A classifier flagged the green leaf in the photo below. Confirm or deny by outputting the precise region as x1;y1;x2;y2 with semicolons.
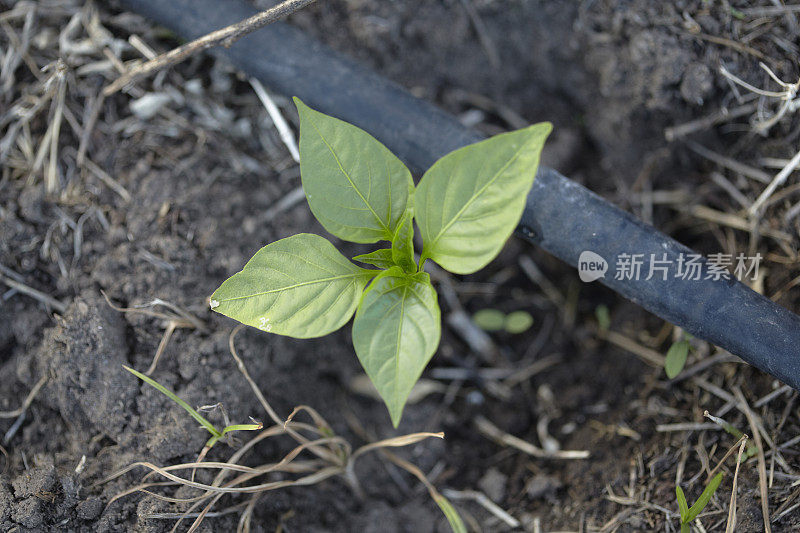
391;207;416;273
434;494;467;533
123;365;223;447
472;309;505;331
686;472;724;522
504;310;533;333
416;122;551;274
294;97;413;243
676;485;689;523
352;267;441;426
353;249;396;270
211;233;375;338
595;304;611;331
665;340;690;379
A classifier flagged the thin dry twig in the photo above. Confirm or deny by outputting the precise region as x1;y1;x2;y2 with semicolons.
0;444;9;476
249;78;299;163
725;436;749;533
103;0;316;96
750;148;800;215
0;272;67;313
734;388;772;532
598;329;666;367
475;415;589;459
0;375;48;419
442;488;520;528
686;140;771;184
664;102;758;141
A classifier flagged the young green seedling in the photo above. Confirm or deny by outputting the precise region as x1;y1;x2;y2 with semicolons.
124;366;261;449
210;98;551;426
675;472;724;533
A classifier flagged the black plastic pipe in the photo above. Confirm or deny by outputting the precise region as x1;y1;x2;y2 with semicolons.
120;0;800;390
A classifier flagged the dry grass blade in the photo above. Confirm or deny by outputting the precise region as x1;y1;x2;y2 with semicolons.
686;140;771;184
109;449;343;495
249;78;299;163
228;325;281;426
0;272;67;313
103;0;316;95
725;437;749;533
442;488;520;528
351;432;444;461
475;416;589;459
236;494;261;533
0;374;48;419
0;444;9;476
750;148;800;215
734;388;772;532
707;433;749;482
597;329;665;367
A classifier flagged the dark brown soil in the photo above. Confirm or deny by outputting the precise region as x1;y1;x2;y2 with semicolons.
1;1;799;531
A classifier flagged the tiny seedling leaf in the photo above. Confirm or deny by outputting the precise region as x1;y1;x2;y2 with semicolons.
294;97;413;243
352;267;441;427
665;339;690;379
676;485;689;523
504;310;533;333
595;304;611;331
391;207;417;273
472;309;506;331
353;248;396;270
416;122;551;274
123;365;221;442
686;472;724;523
434;494;467;533
211;233;375;338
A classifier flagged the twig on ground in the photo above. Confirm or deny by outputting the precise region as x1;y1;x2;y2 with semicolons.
442;488;519;528
685;141;770;184
249;78;299;163
749;148;800;215
264;186;306;222
82;156;132;202
687;205;793;243
103;0;316;96
458;0;500;68
597;329;665;367
664;102;758;141
720;62;800;132
0;375;48;419
0;270;67;313
734;388;772;533
724;436;749;533
0;444;8;476
692;33;767;61
475;415;589;459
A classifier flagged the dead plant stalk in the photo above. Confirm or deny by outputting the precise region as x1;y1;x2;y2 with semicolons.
102;0;316;96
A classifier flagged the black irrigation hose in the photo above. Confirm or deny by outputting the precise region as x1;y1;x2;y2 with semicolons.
121;0;800;390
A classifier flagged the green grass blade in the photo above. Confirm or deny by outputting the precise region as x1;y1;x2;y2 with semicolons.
221;423;263;436
123;365;221;439
686;472;724;522
434;494;467;533
676;485;689;522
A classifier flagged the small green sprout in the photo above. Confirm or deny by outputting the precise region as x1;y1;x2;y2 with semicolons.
123;365;261;449
595;304;611;332
675;472;724;532
664;333;694;379
210;98;550;426
504;310;534;334
472;308;534;334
